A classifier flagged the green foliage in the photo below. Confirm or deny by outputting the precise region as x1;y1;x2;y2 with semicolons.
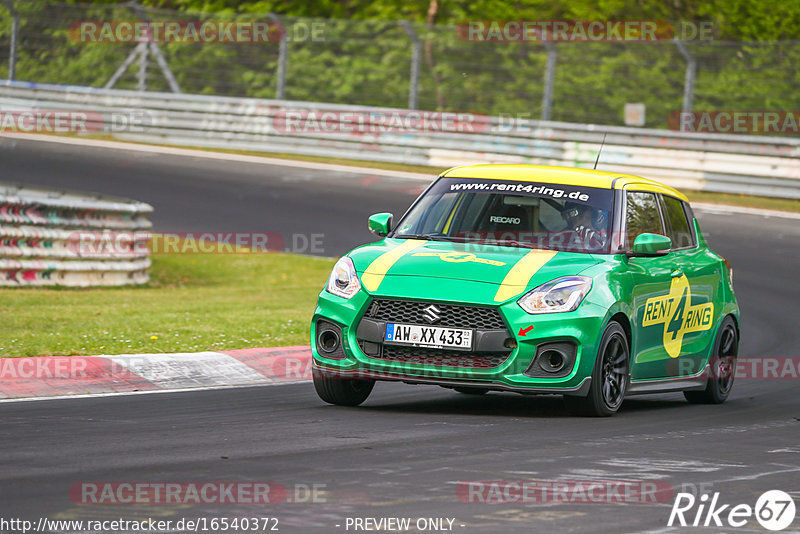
0;1;798;127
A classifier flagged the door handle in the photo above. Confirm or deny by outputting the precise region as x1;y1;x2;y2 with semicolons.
671;269;684;278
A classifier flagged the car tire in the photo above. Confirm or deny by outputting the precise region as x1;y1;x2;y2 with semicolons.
453;387;489;395
313;367;375;406
564;321;629;417
684;316;738;405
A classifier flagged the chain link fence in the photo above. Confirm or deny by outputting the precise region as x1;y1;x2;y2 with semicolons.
1;1;799;128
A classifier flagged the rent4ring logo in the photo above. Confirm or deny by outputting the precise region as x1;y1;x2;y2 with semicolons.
669;490;796;531
642;274;713;358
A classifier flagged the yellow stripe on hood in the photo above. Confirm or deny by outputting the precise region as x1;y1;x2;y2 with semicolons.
361;239;426;292
494;249;558;302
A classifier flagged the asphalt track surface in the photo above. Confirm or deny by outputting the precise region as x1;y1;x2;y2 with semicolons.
1;137;799;533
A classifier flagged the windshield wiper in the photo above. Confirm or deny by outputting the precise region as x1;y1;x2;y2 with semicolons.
394;233;455;242
476;239;539;249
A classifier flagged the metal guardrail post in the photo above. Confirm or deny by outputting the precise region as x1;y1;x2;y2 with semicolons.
1;0;18;81
541;42;557;121
137;42;148;92
129;1;149;92
269;13;288;100
149;42;182;94
400;21;421;110
675;40;696;112
105;42;146;90
105;2;181;93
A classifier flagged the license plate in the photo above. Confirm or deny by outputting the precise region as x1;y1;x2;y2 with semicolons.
384;323;472;350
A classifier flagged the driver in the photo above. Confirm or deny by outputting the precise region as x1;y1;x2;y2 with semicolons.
562;202;605;250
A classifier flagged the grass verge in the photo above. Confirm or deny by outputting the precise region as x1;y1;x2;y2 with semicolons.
679;189;800;213
0;251;334;357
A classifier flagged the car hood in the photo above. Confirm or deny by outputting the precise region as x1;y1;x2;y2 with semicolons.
349;238;602;304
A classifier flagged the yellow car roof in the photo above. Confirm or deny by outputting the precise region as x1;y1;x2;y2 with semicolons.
440;164;688;202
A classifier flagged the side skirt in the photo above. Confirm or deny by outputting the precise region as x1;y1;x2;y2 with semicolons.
626;364;709;396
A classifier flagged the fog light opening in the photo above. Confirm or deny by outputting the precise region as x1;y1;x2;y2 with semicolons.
540;349;567;373
318;329;341;354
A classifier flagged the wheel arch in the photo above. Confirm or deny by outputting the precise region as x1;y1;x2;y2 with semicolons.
609;311;633;349
716;312;740;356
727;313;741;339
599;300;634;352
713;312;740;346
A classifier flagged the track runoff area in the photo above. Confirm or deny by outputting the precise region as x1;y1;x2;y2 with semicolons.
0;135;799;533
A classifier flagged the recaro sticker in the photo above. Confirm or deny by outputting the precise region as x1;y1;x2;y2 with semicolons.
642;275;714;358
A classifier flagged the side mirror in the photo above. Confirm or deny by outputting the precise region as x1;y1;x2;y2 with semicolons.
629;233;672;256
368;212;393;237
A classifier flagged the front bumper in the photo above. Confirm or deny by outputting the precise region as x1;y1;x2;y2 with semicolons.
311;288;608;395
312;360;593;396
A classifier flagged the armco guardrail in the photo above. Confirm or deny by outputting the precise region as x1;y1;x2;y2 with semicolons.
2;80;800;199
0;182;153;287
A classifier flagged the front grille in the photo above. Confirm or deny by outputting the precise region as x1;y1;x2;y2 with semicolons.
369;344;510;369
364;299;507;330
358;299;512;370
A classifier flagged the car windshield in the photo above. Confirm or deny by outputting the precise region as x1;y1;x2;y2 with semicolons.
391;177;614;254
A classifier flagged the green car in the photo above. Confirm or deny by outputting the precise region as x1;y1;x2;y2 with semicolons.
311;165;739;416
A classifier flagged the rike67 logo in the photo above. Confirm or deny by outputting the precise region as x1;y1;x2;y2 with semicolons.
669;490;796;531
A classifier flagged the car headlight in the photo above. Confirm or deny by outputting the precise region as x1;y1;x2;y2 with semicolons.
518;276;592;314
326;256;361;299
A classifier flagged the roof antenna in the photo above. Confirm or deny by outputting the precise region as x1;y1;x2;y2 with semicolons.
593;132;608;170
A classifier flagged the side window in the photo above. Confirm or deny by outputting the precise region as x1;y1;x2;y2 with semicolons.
682;201;698;245
661;195;694;249
625;191;664;248
396;192;459;235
